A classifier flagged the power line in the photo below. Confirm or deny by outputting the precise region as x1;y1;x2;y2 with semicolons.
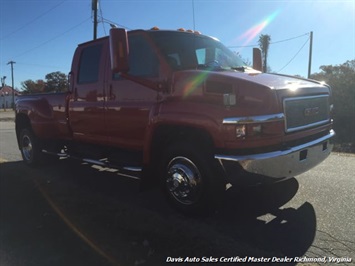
276;36;310;73
16;62;65;70
270;32;309;45
99;17;132;30
98;0;107;36
95;0;131;36
0;0;67;41
228;32;309;48
10;17;91;60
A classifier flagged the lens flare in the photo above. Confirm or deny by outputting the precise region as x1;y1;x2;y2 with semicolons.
237;10;280;47
182;71;209;97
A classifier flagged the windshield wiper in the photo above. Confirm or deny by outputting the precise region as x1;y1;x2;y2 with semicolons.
197;64;223;71
231;66;246;72
197;60;224;71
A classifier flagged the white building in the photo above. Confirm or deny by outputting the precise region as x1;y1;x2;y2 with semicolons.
0;86;20;109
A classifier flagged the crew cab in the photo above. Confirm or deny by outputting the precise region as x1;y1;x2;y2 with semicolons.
15;28;334;213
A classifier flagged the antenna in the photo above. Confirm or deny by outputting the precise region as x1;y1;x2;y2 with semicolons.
192;0;196;31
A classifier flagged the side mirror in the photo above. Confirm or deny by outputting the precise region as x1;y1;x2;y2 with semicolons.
253;48;263;72
109;28;129;73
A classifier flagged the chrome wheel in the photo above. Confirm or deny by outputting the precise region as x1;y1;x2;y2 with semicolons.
166;156;202;205
19;128;43;166
21;133;33;162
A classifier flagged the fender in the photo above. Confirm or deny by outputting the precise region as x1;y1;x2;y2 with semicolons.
142;100;223;166
15;92;71;140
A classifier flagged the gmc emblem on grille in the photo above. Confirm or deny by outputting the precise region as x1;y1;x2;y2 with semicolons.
304;107;320;117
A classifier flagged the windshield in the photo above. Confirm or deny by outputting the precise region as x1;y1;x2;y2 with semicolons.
148;31;246;71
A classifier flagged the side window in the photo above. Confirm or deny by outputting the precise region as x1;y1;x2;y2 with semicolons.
114;34;159;79
196;48;214;64
196;48;206;65
129;35;159;77
78;44;102;84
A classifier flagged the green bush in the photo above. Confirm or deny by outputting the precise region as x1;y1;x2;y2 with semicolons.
311;60;355;153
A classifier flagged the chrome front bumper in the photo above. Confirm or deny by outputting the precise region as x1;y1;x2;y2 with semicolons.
215;130;335;179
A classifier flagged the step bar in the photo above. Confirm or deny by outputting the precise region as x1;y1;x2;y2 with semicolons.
42;149;142;179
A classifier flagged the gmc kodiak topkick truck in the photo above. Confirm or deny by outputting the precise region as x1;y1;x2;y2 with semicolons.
15;28;335;213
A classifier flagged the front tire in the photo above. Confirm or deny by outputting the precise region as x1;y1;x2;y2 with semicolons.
161;143;225;214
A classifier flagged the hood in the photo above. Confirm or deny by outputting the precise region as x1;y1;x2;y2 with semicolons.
171;69;330;100
212;70;327;90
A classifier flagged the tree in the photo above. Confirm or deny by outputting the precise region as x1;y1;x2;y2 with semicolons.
311;60;355;150
45;71;68;92
20;71;68;94
235;52;251;67
21;79;46;94
258;34;271;73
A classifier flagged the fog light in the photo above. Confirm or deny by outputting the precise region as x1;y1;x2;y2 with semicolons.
236;125;246;138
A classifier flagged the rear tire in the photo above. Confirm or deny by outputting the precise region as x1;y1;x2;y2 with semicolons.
160;142;225;214
19;128;44;166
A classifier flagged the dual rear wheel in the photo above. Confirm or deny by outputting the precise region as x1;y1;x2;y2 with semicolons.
19;128;43;166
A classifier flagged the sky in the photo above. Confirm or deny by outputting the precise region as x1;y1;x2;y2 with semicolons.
0;0;354;90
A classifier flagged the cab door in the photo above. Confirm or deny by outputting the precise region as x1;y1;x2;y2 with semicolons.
68;39;108;144
105;32;159;150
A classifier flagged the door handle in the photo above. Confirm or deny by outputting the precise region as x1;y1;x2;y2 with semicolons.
109;84;115;100
74;87;78;101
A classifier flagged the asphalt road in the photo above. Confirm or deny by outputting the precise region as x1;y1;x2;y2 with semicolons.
1;112;355;266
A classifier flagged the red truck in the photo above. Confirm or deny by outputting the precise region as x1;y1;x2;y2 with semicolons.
15;28;334;213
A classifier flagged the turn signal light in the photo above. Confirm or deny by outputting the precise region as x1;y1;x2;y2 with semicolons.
250;124;262;136
177;28;201;34
223;94;236;106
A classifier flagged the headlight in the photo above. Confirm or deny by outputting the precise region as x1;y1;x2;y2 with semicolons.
235;124;263;138
235;125;246;138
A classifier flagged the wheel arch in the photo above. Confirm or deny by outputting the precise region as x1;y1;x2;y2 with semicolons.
141;124;217;183
151;124;215;160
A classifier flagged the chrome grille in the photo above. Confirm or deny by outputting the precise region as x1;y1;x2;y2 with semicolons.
283;95;330;133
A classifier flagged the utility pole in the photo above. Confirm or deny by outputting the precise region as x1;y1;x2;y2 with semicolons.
1;76;7;111
7;61;16;109
92;0;98;40
307;31;313;79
